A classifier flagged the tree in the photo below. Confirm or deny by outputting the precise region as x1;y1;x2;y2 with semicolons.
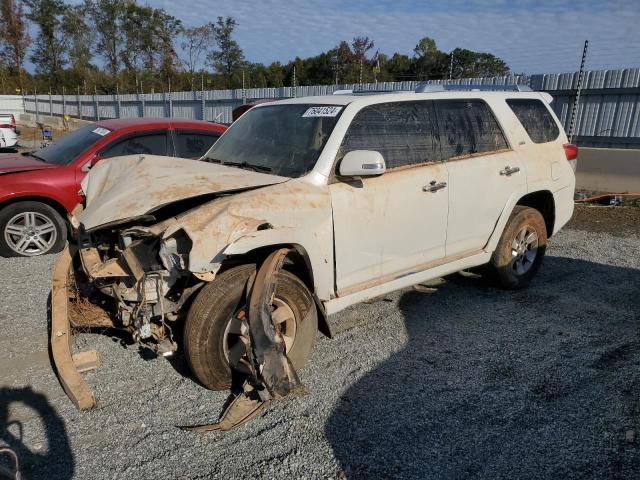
0;0;30;92
89;0;125;80
450;48;509;78
180;23;215;90
351;36;374;83
61;2;93;76
25;0;67;89
207;16;244;85
413;36;448;80
351;36;374;62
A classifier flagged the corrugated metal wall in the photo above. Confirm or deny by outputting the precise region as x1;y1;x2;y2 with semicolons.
20;68;640;148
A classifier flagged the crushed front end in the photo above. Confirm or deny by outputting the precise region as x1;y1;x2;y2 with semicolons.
72;224;202;354
50;222;208;409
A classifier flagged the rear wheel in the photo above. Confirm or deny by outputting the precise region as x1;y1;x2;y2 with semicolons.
0;201;67;257
184;264;318;390
485;206;547;289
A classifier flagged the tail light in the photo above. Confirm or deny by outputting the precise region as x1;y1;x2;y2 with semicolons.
563;143;578;160
563;143;578;172
10;114;16;129
0;124;13;129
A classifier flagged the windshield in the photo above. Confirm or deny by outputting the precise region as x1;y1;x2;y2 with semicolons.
204;104;342;177
32;125;111;165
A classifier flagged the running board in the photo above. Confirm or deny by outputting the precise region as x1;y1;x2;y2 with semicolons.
51;247;98;410
324;251;491;315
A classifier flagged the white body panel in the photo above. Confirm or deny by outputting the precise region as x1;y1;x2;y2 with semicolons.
0;127;17;148
330;163;448;294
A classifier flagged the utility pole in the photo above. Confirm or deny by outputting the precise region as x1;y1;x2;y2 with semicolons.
293;66;297;98
242;69;246;104
201;74;206;121
359;59;363;85
77;85;82;121
94;84;100;121
449;52;454;80
568;40;589;143
116;83;121;118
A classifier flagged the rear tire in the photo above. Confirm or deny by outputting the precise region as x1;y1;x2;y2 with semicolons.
0;201;67;257
485;206;547;289
184;264;318;390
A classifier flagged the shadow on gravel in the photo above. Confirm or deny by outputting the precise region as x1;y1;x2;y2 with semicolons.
0;386;74;479
325;256;640;479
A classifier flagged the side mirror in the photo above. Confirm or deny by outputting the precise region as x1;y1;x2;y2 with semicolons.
338;150;386;177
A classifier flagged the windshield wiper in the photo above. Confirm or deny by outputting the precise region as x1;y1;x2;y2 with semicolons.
26;152;47;162
221;161;272;173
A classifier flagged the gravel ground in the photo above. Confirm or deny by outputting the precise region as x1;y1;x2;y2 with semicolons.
1;215;639;479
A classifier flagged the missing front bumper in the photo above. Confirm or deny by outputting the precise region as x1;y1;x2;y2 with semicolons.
50;247;99;410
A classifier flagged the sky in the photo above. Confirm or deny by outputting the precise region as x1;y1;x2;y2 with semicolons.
75;0;640;74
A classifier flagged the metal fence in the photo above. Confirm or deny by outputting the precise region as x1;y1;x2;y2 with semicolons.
17;68;640;148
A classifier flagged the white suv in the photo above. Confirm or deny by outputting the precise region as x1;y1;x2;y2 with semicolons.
53;85;577;408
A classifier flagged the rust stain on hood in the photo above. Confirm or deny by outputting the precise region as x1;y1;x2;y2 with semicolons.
78;155;289;230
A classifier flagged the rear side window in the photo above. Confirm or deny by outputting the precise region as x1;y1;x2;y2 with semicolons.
175;131;221;158
506;99;559;143
435;100;508;160
101;133;168;158
340;101;440;169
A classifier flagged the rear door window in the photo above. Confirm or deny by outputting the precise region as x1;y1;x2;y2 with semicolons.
101;132;168;158
506;99;560;143
434;100;508;160
340;101;440;169
174;130;221;158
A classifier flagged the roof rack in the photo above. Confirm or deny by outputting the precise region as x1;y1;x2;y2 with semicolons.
415;83;532;93
333;88;407;96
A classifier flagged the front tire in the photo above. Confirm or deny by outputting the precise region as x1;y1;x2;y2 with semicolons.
184;264;318;390
485;206;547;289
0;201;67;257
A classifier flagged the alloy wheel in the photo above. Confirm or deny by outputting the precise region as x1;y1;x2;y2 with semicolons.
4;211;57;256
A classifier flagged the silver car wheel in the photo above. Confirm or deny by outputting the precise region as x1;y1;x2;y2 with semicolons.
4;211;58;256
223;297;297;371
511;226;538;275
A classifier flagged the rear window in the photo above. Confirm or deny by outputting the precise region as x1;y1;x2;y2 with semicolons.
506;99;559;143
175;131;220;158
101;133;168;158
435;100;509;159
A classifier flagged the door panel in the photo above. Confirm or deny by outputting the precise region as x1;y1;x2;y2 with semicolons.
445;150;525;255
432;99;525;256
331;163;448;294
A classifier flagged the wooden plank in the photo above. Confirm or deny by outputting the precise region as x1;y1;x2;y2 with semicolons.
72;350;101;373
51;247;98;411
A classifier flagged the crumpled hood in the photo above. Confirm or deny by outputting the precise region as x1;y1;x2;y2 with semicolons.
78;154;289;230
0;154;59;175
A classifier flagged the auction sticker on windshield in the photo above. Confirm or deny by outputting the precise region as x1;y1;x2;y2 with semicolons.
92;127;111;136
302;106;342;117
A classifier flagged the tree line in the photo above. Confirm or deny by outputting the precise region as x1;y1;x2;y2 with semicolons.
0;0;511;96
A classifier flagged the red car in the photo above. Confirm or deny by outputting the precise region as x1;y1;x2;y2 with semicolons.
0;118;227;257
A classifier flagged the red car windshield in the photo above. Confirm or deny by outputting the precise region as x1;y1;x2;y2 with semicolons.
32;125;111;165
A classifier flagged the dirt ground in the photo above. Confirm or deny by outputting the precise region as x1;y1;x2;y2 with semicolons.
568;205;640;237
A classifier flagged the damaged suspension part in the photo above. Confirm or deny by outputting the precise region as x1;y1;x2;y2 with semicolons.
182;248;306;432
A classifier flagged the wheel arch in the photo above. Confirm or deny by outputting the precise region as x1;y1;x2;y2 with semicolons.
516;190;555;238
0;195;69;221
221;243;332;338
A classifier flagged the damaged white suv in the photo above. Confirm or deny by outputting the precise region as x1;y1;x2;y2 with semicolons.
52;85;577;410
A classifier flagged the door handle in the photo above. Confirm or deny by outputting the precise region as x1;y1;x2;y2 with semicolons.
423;180;447;192
500;165;520;176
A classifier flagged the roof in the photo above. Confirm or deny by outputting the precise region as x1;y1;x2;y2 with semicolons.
262;90;551;109
95;117;227;132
